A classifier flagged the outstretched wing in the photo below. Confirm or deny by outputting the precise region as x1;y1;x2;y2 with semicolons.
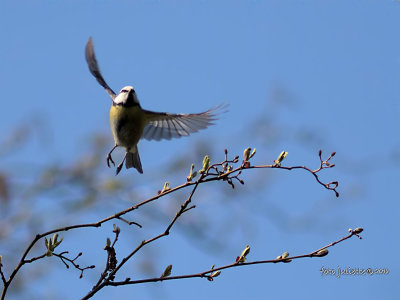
141;105;227;141
85;37;116;100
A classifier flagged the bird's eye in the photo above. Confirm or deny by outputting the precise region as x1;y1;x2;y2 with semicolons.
121;89;128;93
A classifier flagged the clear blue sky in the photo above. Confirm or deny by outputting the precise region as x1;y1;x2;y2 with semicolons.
1;1;399;299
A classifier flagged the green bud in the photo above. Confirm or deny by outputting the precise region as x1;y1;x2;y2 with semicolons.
187;164;198;182
161;182;170;193
238;245;250;263
274;151;288;166
106;238;111;247
201;155;210;173
281;251;289;259
52;234;58;245
241;245;250;257
161;264;172;278
44;234;63;256
44;237;52;256
53;234;63;248
210;270;221;278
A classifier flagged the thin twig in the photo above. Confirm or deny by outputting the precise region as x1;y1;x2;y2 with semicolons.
83;174;205;299
1;149;340;300
103;228;363;286
0;265;6;285
116;216;142;228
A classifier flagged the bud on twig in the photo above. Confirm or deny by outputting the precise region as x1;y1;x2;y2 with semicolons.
161;264;172;278
210;270;221;278
200;155;210;174
105;238;111;248
113;224;120;235
161;182;171;193
314;249;329;257
237;245;250;263
187;164;197;182
44;234;63;256
274;151;288;167
243;148;251;162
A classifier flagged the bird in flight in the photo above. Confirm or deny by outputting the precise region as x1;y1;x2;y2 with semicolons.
85;37;225;175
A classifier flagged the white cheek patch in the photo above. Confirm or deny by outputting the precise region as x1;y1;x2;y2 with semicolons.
114;92;128;105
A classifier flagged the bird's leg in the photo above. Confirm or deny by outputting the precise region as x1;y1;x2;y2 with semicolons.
116;152;128;176
107;144;118;167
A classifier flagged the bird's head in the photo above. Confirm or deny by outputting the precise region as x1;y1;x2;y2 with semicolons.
113;86;140;107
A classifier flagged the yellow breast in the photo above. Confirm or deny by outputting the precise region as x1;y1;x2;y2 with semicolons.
109;105;146;149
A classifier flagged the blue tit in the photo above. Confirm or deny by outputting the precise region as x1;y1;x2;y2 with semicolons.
85;37;225;175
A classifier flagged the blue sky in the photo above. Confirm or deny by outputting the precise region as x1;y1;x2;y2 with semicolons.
1;1;399;299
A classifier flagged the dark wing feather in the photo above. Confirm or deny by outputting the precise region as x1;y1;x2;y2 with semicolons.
141;104;227;141
85;37;116;100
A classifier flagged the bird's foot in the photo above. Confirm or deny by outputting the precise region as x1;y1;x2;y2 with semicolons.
106;153;115;168
116;162;124;176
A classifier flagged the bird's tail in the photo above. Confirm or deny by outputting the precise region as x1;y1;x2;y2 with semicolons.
125;147;143;174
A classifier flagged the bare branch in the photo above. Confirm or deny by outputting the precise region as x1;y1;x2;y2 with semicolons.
1;149;342;300
101;228;363;286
